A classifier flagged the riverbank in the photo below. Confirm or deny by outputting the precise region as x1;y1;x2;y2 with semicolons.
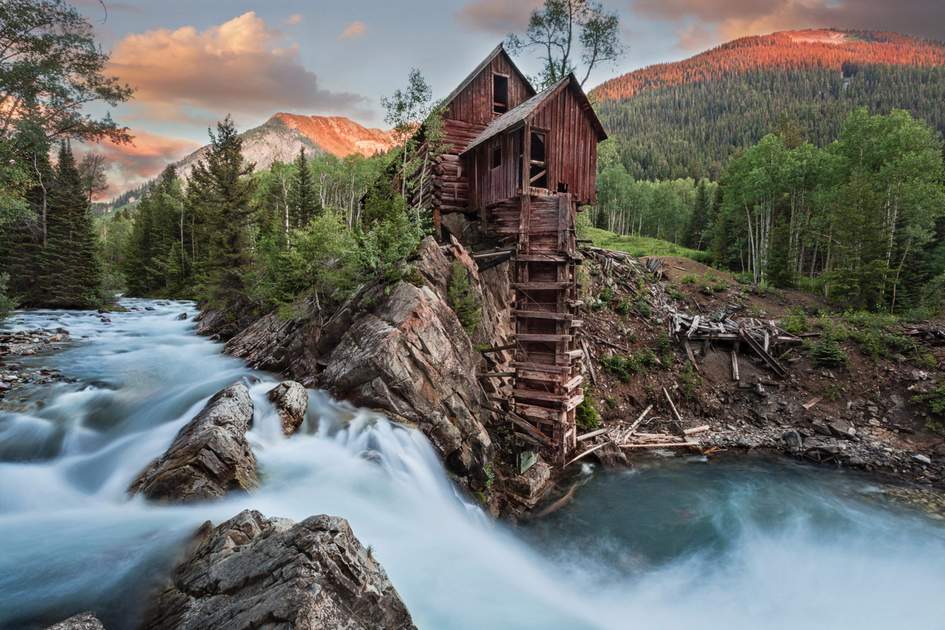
0;327;72;406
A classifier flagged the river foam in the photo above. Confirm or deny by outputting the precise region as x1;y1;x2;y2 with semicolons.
1;300;944;629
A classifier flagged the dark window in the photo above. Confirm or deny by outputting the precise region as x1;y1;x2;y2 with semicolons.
491;145;502;169
493;74;509;114
557;182;568;193
529;131;547;189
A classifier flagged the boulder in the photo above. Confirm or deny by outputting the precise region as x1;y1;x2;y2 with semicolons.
45;612;104;629
129;383;257;502
267;380;309;435
781;429;804;450
503;459;554;510
176;312;188;321
143;510;415;630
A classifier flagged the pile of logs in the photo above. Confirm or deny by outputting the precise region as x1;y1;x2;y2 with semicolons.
668;311;804;379
565;395;708;467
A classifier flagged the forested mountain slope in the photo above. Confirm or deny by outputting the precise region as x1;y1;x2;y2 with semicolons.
592;29;945;180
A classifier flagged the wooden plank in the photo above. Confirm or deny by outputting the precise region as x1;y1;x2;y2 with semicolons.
563;441;609;467
576;428;608;442
517;333;571;343
514;388;570;403
662;387;685;435
512;310;575;321
619;441;700;450
512;281;571;290
731;350;740;382
683;424;710;435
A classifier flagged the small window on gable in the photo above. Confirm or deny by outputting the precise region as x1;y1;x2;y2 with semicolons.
493;74;509;114
529;131;548;189
557;182;568;193
491;145;502;169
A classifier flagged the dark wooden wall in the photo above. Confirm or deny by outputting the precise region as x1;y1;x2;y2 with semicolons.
529;84;599;207
468;130;522;210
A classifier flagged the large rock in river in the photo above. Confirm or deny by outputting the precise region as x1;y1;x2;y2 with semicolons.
143;509;415;630
267;380;308;435
129;383;258;502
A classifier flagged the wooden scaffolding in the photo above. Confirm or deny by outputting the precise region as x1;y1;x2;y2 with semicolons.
509;192;582;463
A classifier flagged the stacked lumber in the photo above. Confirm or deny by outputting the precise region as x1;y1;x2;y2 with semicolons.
668;311;802;379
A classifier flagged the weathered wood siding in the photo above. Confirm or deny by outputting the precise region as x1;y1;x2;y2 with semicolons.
466;83;600;210
445;54;533;127
529;84;599;206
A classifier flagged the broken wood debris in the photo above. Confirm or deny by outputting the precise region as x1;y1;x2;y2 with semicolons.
668;310;801;378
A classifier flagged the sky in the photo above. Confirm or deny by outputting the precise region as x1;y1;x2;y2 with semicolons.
73;0;945;198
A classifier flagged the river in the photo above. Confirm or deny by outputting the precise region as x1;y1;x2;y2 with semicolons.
1;299;944;629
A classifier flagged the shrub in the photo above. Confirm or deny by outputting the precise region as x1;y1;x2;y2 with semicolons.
447;260;481;335
914;383;945;418
781;307;809;335
678;363;702;399
576;390;601;430
614;299;632;316
681;274;696;284
808;334;847;368
600;350;659;382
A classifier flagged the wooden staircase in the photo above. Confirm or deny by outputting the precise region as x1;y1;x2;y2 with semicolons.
508;192;582;463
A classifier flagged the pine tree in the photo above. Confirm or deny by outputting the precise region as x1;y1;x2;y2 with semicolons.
187;116;256;313
39;142;100;307
291;147;319;228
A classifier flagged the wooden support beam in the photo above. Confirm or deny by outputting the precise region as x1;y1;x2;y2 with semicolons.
479;343;516;354
517;333;572;343
512;310;575;321
512;281;571;290
478;371;516;379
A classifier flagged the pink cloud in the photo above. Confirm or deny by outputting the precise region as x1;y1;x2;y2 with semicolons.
108;12;367;119
455;0;543;35
339;20;367;40
81;130;200;198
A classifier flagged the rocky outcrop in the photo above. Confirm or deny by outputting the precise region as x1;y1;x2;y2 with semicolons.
225;237;514;490
143;509;415;630
314;238;497;484
267;380;309;435
45;612;104;630
129;383;258;502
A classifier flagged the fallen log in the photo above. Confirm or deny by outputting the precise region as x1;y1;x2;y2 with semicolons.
563;441;611;467
619;441;701;450
683;424;710;435
576;428;608;442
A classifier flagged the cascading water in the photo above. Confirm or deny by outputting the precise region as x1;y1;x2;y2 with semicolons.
1;299;944;629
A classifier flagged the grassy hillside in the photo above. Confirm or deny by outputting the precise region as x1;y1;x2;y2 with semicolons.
582;226;710;262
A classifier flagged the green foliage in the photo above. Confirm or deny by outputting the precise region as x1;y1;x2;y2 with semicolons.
576;389;601;431
807;333;848;368
914;383;945;421
598;64;945;183
600;350;659;382
447;260;481;336
780;307;809;335
0;273;16;319
707;109;945;310
678;363;702;400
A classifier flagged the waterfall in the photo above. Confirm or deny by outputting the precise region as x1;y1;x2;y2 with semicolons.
1;299;944;629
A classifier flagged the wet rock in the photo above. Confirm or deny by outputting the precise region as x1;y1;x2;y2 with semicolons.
129;383;257;502
591;441;630;468
142;509;415;630
267;380;308;435
781;429;804;450
176;312;188;321
913;453;932;466
503;459;553;510
45;612;104;629
827;419;856;440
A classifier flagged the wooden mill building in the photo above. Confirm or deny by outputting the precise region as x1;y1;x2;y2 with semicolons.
423;45;607;463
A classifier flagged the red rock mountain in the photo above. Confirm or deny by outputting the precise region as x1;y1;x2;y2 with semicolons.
272;113;397;157
176;114;397;177
593;29;945;102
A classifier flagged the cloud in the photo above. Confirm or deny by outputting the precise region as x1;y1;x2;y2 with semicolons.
108;12;368;121
455;0;543;35
286;14;303;26
81;130;200;198
632;0;945;50
339;21;367;39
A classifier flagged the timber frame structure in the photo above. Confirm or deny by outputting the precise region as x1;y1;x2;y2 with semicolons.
419;45;607;463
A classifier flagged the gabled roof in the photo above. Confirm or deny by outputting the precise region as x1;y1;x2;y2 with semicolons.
441;44;536;110
461;74;608;155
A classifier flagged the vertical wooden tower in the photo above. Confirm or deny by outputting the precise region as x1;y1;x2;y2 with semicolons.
420;46;607;463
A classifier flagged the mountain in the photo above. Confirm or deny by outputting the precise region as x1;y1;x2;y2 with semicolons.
592;29;945;180
175;113;397;177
